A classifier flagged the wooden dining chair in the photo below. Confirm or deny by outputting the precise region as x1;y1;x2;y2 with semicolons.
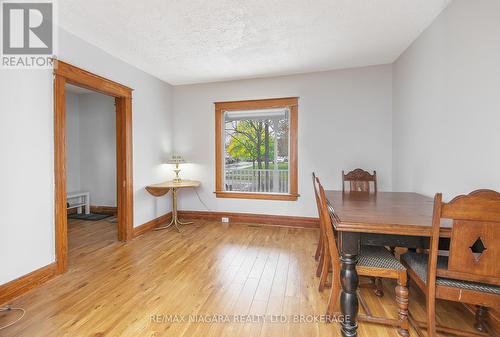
342;168;385;296
342;168;377;193
316;177;410;336
312;172;324;276
401;190;500;337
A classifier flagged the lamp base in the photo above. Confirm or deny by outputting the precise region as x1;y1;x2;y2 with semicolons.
173;168;181;183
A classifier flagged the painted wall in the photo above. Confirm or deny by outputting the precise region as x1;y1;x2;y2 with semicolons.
0;27;173;285
66;92;117;206
66;92;81;193
392;0;500;199
172;65;393;217
0;69;54;285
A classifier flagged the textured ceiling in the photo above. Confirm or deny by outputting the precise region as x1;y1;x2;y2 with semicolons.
58;0;451;85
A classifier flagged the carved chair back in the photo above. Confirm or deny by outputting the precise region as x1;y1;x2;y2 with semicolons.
428;190;500;288
342;169;377;193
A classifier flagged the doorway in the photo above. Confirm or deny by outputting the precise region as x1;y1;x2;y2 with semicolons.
53;60;134;275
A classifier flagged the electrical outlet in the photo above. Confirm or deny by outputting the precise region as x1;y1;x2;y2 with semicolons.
221;217;229;223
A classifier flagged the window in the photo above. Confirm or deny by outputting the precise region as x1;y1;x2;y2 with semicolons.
215;97;298;201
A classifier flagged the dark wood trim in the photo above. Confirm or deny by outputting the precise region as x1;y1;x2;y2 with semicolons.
215;103;223;196
54;60;132;98
54;74;68;275
133;212;173;237
132;210;317;237
0;263;56;305
115;96;134;241
53;60;134;275
177;210;318;228
213;97;298;110
214;97;299;201
90;206;118;215
214;191;299;201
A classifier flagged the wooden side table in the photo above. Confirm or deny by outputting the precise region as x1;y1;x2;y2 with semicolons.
145;180;201;231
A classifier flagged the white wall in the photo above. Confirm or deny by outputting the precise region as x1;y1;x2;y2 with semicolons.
0;27;173;285
66;91;117;206
78;93;116;206
173;65;393;217
66;92;81;193
392;0;500;199
0;70;54;285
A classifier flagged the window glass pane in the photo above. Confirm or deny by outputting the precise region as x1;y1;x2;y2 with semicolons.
223;108;290;194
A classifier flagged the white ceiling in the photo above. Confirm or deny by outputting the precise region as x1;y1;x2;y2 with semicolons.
58;0;451;85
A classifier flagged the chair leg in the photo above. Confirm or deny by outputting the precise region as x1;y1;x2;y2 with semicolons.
374;277;384;297
474;306;488;333
426;283;437;337
326;266;341;319
318;249;330;292
315;230;323;261
395;273;409;337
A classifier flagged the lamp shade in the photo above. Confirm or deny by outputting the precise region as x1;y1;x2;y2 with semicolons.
167;155;185;164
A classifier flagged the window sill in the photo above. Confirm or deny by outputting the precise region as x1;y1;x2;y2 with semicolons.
215;191;299;201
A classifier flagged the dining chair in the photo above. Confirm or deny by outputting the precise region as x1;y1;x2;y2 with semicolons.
401;190;500;337
312;173;324;276
342;168;377;193
316;177;410;336
342;168;384;297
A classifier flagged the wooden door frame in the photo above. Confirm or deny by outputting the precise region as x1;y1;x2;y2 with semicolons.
53;60;134;275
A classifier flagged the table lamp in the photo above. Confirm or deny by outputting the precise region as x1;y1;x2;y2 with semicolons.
167;155;185;183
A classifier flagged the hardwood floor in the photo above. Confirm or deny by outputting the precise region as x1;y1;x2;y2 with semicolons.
0;218;482;336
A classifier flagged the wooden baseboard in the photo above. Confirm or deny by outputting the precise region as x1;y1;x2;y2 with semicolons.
0;263;56;305
0;210;316;304
90;205;118;215
178;210;319;228
133;212;172;237
132;210;318;238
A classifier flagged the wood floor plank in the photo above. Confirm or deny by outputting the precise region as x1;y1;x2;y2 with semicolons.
0;218;487;337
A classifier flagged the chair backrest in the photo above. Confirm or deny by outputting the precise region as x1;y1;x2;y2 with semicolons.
427;190;500;288
342;169;377;193
316;177;341;263
312;172;321;217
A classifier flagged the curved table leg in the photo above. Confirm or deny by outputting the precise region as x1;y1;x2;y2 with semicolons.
177;219;194;225
154;217;175;231
154;187;192;232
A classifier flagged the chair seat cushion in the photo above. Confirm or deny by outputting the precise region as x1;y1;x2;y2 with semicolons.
358;245;406;271
401;252;500;295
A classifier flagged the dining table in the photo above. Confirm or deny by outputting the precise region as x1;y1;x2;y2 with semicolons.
325;190;452;337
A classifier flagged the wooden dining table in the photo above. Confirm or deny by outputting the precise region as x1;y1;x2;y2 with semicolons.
325;190;452;337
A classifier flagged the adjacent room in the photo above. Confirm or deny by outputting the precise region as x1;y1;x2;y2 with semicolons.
65;84;118;264
0;1;499;337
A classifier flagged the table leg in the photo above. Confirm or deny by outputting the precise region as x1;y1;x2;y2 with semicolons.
155;188;179;231
155;188;193;231
339;232;360;337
